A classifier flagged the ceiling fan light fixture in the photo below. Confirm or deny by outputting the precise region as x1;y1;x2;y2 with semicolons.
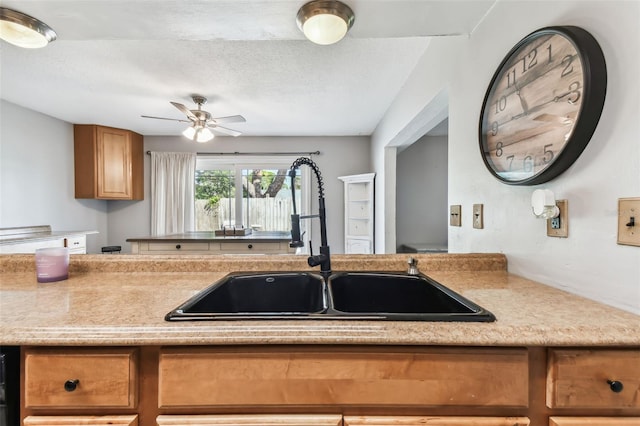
297;0;354;45
182;126;196;140
195;127;214;143
0;7;56;48
182;125;214;143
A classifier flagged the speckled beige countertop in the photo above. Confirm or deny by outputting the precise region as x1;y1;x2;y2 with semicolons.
1;253;638;347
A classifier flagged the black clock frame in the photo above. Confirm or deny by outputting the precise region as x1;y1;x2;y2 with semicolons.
478;25;607;186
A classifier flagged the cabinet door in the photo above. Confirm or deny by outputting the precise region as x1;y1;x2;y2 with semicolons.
96;126;133;199
549;418;640;426
344;417;530;426
157;414;342;426
24;415;138;425
74;124;143;200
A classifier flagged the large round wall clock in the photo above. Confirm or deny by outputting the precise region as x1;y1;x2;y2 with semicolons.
478;26;607;185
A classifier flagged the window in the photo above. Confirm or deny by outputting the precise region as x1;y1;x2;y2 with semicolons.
194;156;311;242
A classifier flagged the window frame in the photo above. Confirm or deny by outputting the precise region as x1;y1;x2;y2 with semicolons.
195;155;312;252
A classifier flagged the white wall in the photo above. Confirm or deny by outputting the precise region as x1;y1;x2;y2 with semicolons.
396;135;448;250
0;100;108;253
107;135;371;253
373;1;640;314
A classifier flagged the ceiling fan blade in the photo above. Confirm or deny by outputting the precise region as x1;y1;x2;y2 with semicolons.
212;115;246;124
141;115;191;123
170;102;197;120
210;125;242;137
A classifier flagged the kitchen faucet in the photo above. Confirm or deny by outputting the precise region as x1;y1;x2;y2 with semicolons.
289;157;331;279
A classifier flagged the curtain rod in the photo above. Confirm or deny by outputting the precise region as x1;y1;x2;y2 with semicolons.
146;151;320;156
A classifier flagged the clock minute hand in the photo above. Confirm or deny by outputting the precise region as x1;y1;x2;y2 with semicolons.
530;88;579;114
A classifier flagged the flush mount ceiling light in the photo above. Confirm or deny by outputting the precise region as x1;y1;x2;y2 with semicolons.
0;7;57;48
296;0;355;45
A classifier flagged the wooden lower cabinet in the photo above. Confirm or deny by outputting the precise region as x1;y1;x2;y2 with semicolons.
23;415;138;425
20;346;640;426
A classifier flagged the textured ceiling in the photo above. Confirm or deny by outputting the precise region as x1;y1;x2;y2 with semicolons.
0;1;495;137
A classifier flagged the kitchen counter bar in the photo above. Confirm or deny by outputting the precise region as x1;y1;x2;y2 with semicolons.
126;231;291;242
1;253;638;346
126;231;295;254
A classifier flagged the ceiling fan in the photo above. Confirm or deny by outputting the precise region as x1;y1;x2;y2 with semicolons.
142;95;246;142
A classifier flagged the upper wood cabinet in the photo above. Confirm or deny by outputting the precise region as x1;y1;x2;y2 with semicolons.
74;124;143;200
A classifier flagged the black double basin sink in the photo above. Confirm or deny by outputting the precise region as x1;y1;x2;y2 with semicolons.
165;271;495;322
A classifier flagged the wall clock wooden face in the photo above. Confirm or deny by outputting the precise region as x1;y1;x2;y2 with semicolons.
479;26;607;185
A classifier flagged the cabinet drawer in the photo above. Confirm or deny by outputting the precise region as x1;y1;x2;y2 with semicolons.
148;242;210;252
159;347;528;408
547;349;640;409
24;415;138;425
157;415;342;425
65;235;86;253
25;348;138;409
217;242;285;253
549;417;640;426
344;417;530;426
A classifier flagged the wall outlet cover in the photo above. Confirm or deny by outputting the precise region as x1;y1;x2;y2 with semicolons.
450;205;461;227
617;197;640;247
547;199;568;238
473;204;484;229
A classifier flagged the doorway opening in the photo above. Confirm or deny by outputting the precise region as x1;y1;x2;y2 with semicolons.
395;118;448;254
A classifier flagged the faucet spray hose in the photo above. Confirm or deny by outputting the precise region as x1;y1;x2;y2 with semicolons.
290;157;325;198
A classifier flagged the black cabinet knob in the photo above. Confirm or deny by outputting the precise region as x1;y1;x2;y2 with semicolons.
175;244;181;249
64;379;79;392
247;244;253;249
607;380;624;393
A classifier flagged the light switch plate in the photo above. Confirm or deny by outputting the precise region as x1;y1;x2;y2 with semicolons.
547;199;568;238
450;205;461;227
617;197;640;247
473;204;484;229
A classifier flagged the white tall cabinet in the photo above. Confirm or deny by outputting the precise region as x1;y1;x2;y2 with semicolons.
338;173;375;254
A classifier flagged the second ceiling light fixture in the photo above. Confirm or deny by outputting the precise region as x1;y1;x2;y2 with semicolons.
297;0;355;45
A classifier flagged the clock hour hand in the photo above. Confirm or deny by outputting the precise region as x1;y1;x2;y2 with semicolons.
515;83;529;114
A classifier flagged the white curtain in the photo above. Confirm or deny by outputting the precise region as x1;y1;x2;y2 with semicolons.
151;152;196;235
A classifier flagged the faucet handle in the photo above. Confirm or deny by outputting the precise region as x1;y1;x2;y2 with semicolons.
407;257;419;276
